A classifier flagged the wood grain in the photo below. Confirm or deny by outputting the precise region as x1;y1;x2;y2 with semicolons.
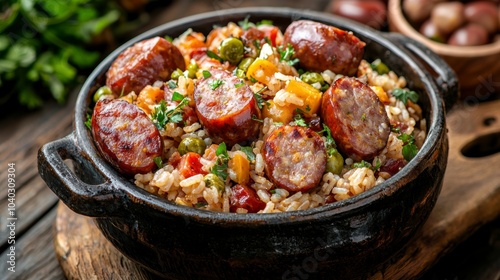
53;99;500;279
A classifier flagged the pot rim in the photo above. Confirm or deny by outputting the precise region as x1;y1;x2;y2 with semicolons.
74;7;445;225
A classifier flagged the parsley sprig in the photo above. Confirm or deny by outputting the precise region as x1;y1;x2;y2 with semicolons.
397;133;418;161
277;44;299;66
151;97;188;130
392;88;419;105
211;142;229;180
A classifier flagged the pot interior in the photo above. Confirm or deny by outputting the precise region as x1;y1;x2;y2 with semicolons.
75;7;443;223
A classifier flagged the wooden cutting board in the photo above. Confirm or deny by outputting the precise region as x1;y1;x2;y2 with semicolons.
53;99;500;279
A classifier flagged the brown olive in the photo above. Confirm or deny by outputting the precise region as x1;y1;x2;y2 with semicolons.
330;0;387;30
448;24;489;46
431;2;465;35
419;19;446;43
464;1;498;34
403;0;435;24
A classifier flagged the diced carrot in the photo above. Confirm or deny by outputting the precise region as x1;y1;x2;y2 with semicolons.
228;151;250;185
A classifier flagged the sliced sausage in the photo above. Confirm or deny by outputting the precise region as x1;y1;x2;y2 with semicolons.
283;20;365;76
230;184;266;213
262;125;326;193
321;77;390;161
194;68;261;146
106;36;186;95
91;98;163;176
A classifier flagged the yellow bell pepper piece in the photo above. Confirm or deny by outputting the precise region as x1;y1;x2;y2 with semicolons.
262;100;295;124
284;79;322;117
246;59;278;85
228;152;250;185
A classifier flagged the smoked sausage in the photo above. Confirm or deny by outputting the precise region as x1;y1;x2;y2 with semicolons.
283;20;365;76
321;77;390;161
106;37;185;95
262;125;326;193
91;98;164;176
194;68;261;146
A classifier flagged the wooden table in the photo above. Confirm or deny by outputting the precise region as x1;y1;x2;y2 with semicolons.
1;0;499;279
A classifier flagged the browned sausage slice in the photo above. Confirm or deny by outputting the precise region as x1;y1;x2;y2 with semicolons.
194;69;261;146
106;36;186;95
262;125;326;193
92;98;164;176
321;77;390;161
283;20;365;76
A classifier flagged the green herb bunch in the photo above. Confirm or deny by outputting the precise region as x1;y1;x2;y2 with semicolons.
0;0;144;109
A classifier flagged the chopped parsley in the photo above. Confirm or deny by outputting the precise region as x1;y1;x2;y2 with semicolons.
252;114;263;123
151;98;189;130
167;80;177;89
235;81;245;88
172;91;184;102
202;70;212;78
209;79;224;90
392;88;419;105
153;157;163;169
238;16;253;30
253;90;266;110
240;146;256;162
321;124;337;156
85;113;92;130
397;133;418;161
353;160;371;169
211;142;229;180
206;50;223;62
277;44;299;66
293;113;308;127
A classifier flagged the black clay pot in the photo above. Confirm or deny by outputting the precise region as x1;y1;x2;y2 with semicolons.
38;7;458;280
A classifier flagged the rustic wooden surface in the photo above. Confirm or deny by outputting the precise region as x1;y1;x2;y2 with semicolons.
0;0;499;279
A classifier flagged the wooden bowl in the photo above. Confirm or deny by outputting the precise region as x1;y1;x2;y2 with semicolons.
388;0;500;94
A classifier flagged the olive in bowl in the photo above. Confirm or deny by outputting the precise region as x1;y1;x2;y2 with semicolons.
38;7;458;279
390;0;500;93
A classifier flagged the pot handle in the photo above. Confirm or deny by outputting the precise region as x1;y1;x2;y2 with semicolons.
37;132;124;217
385;33;460;112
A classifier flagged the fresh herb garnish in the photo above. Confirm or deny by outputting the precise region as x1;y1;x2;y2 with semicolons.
238;16;253;30
206;50;223;62
253;91;266;109
85;113;92;130
397;133;418;161
211;142;229;180
277;44;299;66
202;70;212;79
353;160;371;169
172;91;184;101
321;124;337;156
167;80;177;89
153;157;163;169
209;79;224;90
235;81;245;88
240;146;256;162
252;114;263;123
151;98;189;129
392;88;419;105
293;113;308;127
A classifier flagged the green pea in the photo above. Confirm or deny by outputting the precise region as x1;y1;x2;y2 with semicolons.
178;137;206;155
370;59;390;75
203;173;225;193
187;63;198;79
93;86;112;102
300;72;324;85
238;57;254;72
219;37;244;65
170;68;184;80
326;151;344;175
